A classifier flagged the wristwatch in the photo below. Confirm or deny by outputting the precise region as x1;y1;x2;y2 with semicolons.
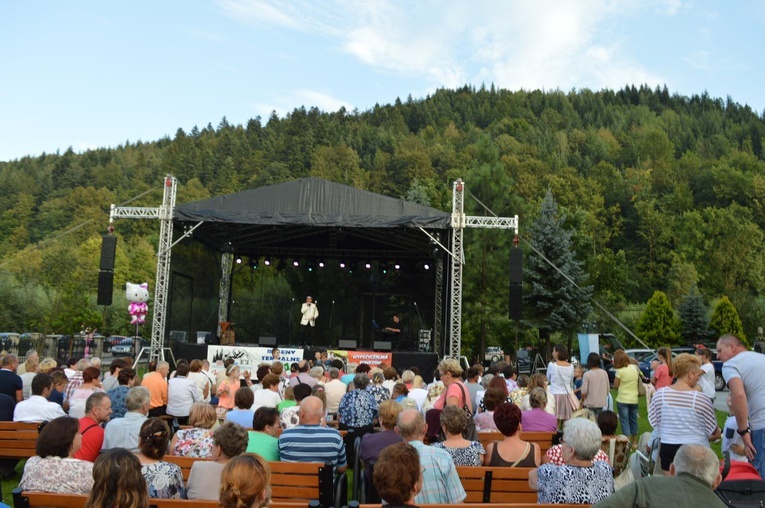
737;426;751;436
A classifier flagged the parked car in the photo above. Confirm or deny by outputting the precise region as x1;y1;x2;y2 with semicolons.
110;336;146;355
485;346;504;363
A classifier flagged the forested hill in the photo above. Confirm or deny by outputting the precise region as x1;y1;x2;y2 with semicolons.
2;85;765;346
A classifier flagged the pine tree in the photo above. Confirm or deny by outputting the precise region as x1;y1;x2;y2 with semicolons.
678;287;711;344
636;291;681;347
710;296;748;345
523;189;593;356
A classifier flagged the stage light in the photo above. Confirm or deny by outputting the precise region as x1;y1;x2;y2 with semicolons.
394;263;401;270
307;260;315;272
423;262;430;270
264;258;271;266
364;261;372;269
349;261;357;273
249;259;259;270
293;259;299;267
318;260;325;268
380;262;389;274
339;261;346;269
235;257;242;264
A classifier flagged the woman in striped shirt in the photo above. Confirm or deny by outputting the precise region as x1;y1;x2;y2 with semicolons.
648;353;721;475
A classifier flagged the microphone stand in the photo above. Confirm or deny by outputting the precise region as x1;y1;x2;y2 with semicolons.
413;301;426;329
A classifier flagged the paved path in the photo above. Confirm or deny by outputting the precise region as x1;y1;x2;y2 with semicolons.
714;387;729;413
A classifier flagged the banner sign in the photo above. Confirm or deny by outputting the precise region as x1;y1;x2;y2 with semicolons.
577;333;599;365
207;345;304;372
328;350;393;368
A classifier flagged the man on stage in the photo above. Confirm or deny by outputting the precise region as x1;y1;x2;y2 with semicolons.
300;296;319;344
384;315;402;334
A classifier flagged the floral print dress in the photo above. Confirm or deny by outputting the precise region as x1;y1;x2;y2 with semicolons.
172;427;215;458
142;461;187;499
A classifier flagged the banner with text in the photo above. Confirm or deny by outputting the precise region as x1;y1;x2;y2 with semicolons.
207;345;304;373
328;350;393;368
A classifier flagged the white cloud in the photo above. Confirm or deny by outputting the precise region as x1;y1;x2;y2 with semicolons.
294;89;354;112
250;89;353;119
219;0;664;93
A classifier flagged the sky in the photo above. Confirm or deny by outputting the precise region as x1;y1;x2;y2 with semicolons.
1;0;763;162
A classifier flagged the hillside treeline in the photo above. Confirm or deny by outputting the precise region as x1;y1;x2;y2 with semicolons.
1;85;764;352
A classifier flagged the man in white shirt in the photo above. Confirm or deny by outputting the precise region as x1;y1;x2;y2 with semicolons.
13;373;67;422
102;386;150;453
167;362;201;425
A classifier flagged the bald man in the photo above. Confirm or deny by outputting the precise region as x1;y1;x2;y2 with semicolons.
396;409;466;504
278;396;347;473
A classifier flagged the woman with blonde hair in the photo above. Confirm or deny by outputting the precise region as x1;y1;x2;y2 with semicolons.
219;453;271;508
612;349;640;448
432;405;486;466
85;448;149;508
169;402;217;458
520;373;556;415
432;358;472;412
648;353;720;475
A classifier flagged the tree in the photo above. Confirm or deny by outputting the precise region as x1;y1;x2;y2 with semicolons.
635;291;681;347
523;189;593;356
709;296;747;345
677;287;710;344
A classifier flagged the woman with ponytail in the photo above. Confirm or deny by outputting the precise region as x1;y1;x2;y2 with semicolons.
219;453;271;508
136;417;186;499
85;448;149;508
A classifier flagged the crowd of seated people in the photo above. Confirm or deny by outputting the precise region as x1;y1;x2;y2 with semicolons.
0;343;753;507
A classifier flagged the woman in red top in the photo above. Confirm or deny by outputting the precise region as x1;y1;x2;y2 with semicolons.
433;358;472;413
651;347;673;389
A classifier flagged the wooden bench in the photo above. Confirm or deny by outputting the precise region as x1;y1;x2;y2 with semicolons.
456;466;537;503
0;421;43;459
355;504;587;508
477;431;556;454
11;489;312;508
162;457;333;507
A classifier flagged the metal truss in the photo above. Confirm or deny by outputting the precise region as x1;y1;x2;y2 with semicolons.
434;256;444;355
109;207;161;220
110;175;177;362
218;252;234;326
449;180;466;359
448;179;519;359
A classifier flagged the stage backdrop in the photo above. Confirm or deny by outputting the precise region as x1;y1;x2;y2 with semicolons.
207;345;304;371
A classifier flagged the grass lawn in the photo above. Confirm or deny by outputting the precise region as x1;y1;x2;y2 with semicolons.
613;389;728;458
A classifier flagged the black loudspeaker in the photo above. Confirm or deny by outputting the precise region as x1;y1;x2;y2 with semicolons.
259;336;277;347
509;247;523;284
338;339;357;350
100;235;118;271
97;270;114;306
509;283;522;320
373;341;392;351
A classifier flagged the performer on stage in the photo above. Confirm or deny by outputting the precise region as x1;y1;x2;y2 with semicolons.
300;296;319;343
384;315;402;334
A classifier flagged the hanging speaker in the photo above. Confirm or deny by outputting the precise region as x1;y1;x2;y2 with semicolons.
100;235;118;271
509;248;523;284
97;270;114;306
509;283;522;320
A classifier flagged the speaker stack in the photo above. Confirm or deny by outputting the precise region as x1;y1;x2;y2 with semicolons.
97;235;117;306
508;248;522;320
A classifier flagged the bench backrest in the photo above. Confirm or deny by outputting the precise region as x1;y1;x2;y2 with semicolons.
455;466;537;503
0;421;42;459
356;504;586;508
162;457;332;507
476;431;556;454
12;489;311;508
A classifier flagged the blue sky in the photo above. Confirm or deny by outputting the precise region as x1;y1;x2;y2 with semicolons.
1;0;763;162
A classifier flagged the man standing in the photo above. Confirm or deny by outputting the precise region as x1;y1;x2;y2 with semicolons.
0;354;23;404
300;296;319;343
64;358;91;401
593;444;725;507
717;334;765;477
13;373;67;422
142;360;169;417
167;361;200;425
395;409;466;504
102;386;150;453
75;392;112;462
279;396;347;473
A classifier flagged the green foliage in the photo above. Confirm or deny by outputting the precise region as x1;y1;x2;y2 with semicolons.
710;296;747;345
636;290;681;347
522;190;593;351
1;85;765;340
677;287;711;344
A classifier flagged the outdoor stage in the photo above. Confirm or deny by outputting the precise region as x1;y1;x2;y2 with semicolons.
174;342;440;382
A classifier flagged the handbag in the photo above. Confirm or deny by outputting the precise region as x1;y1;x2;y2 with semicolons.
437;383;478;442
634;365;649;397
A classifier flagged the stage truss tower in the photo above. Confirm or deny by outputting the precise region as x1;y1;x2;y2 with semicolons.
448;179;519;359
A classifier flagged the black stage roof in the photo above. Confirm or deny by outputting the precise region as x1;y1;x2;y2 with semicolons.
174;178;452;260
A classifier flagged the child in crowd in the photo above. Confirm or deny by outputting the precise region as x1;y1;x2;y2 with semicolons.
49;370;68;407
573;365;584;400
723;393;749;462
